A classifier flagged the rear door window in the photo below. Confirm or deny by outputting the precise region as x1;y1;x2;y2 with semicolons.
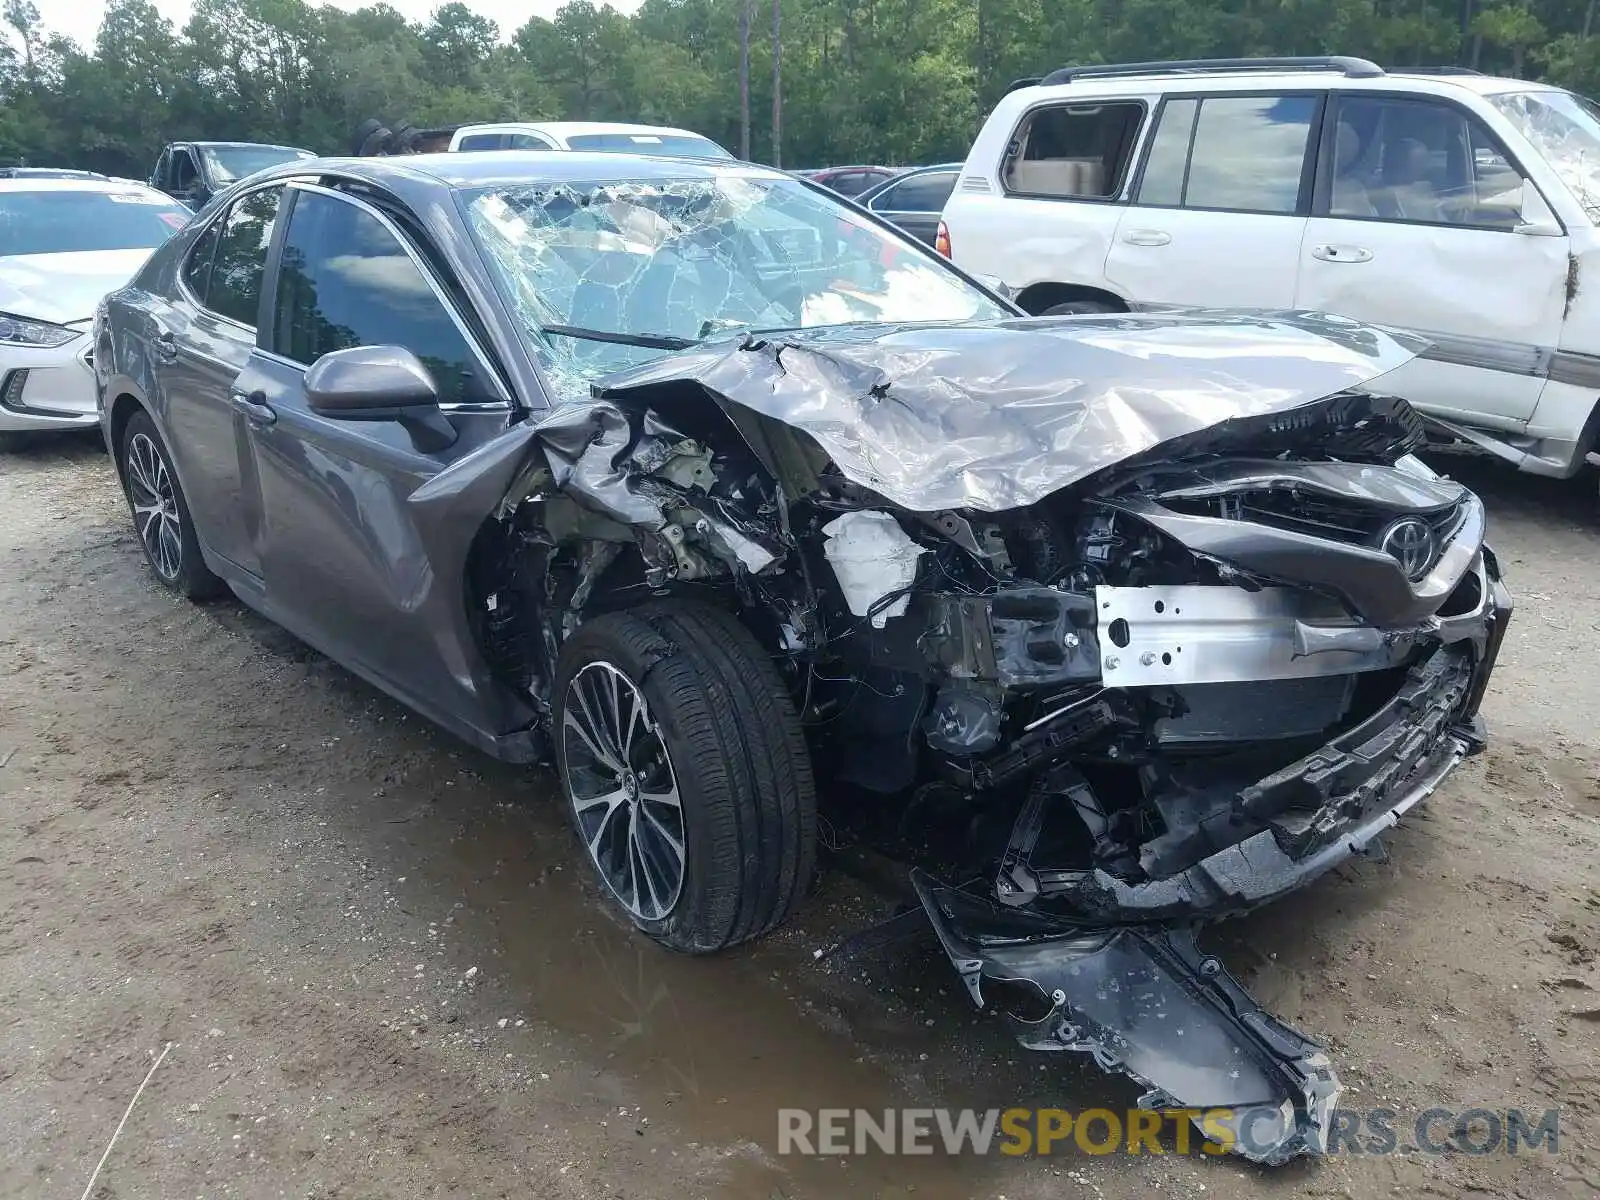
1136;94;1320;215
181;221;221;301
457;133;507;151
205;185;283;326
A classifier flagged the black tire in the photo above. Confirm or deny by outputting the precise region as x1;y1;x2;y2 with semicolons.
552;600;817;953
350;117;387;156
118;410;226;600
1041;299;1121;316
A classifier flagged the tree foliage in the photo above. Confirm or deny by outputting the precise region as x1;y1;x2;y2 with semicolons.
2;0;1598;176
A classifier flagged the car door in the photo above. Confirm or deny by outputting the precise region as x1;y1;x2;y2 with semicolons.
170;147;206;208
235;182;518;702
865;169;959;244
1105;92;1324;308
1295;92;1567;426
156;183;285;579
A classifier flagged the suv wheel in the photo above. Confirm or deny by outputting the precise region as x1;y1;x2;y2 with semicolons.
119;410;225;600
553;600;817;953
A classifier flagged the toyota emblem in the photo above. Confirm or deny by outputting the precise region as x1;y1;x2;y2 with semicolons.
1379;517;1437;582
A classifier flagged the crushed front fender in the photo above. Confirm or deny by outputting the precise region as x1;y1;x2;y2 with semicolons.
912;872;1341;1165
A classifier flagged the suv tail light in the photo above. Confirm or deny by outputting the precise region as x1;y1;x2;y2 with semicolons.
934;220;951;258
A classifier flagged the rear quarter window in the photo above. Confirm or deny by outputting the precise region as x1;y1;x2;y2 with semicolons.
1004;101;1146;200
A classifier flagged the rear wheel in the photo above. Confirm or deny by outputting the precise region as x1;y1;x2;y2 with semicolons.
119;410;225;600
553;600;817;953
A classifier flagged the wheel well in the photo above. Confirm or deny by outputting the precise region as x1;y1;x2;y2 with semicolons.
107;393;145;471
1012;282;1128;316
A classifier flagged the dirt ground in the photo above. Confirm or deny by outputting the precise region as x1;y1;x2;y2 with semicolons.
1;432;1598;1200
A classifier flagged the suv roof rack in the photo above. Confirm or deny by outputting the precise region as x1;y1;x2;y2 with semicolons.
1037;56;1385;86
1397;65;1484;75
1005;77;1042;94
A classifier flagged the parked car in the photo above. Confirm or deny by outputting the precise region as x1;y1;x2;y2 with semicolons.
149;141;315;210
0;167;108;180
942;56;1600;483
0;177;190;449
797;164;901;196
448;121;733;159
95;152;1508;1164
854;161;962;244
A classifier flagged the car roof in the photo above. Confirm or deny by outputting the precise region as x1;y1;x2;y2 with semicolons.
177;141;314;152
458;121;719;141
0;167;105;177
1012;68;1560;103
0;177;178;196
246;151;789;192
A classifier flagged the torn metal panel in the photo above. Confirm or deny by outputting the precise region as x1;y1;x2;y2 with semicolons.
1094;584;1411;687
596;311;1426;513
1106;490;1486;627
913;873;1341;1165
531;400;668;529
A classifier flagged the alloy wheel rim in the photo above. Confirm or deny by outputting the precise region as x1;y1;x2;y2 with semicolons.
560;661;686;922
125;432;182;582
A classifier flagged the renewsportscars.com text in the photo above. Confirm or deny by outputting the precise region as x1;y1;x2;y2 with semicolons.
777;1106;1561;1157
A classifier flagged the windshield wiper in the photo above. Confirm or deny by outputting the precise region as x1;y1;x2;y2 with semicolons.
538;324;698;351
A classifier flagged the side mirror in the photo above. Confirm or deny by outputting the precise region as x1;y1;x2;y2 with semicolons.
1515;179;1563;237
305;345;457;452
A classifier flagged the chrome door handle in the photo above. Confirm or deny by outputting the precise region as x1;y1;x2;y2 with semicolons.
230;389;276;425
1311;244;1373;263
1121;229;1171;247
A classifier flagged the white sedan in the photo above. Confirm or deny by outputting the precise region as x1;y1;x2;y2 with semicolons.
0;178;191;448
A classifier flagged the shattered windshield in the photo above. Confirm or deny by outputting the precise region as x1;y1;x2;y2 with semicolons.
1490;89;1600;219
460;171;1008;401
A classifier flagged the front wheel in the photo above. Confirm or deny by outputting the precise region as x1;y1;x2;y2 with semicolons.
553;600;817;953
119;410;225;600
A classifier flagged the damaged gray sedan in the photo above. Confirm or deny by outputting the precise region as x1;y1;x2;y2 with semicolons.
96;154;1510;1165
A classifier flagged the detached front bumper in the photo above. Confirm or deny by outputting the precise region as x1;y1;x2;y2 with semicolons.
914;551;1511;1164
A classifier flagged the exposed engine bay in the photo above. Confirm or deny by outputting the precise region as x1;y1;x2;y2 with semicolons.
457;313;1512;1164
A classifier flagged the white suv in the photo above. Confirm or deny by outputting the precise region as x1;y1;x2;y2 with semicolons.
942;56;1600;480
448;121;732;160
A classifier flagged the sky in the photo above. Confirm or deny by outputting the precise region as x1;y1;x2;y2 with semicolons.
38;0;642;50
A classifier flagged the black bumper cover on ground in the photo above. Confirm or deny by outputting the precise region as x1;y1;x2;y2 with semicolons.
914;566;1511;1164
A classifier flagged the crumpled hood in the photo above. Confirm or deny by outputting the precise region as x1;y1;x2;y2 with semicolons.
595;311;1426;513
0;249;155;326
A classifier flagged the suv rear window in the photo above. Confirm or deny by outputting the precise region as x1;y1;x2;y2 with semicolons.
1137;94;1319;215
1004;102;1144;200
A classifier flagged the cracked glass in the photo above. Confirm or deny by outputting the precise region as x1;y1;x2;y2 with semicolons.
460;169;1008;403
1491;89;1600;221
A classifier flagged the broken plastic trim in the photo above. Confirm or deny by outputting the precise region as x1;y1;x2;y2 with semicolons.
913;874;1341;1165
